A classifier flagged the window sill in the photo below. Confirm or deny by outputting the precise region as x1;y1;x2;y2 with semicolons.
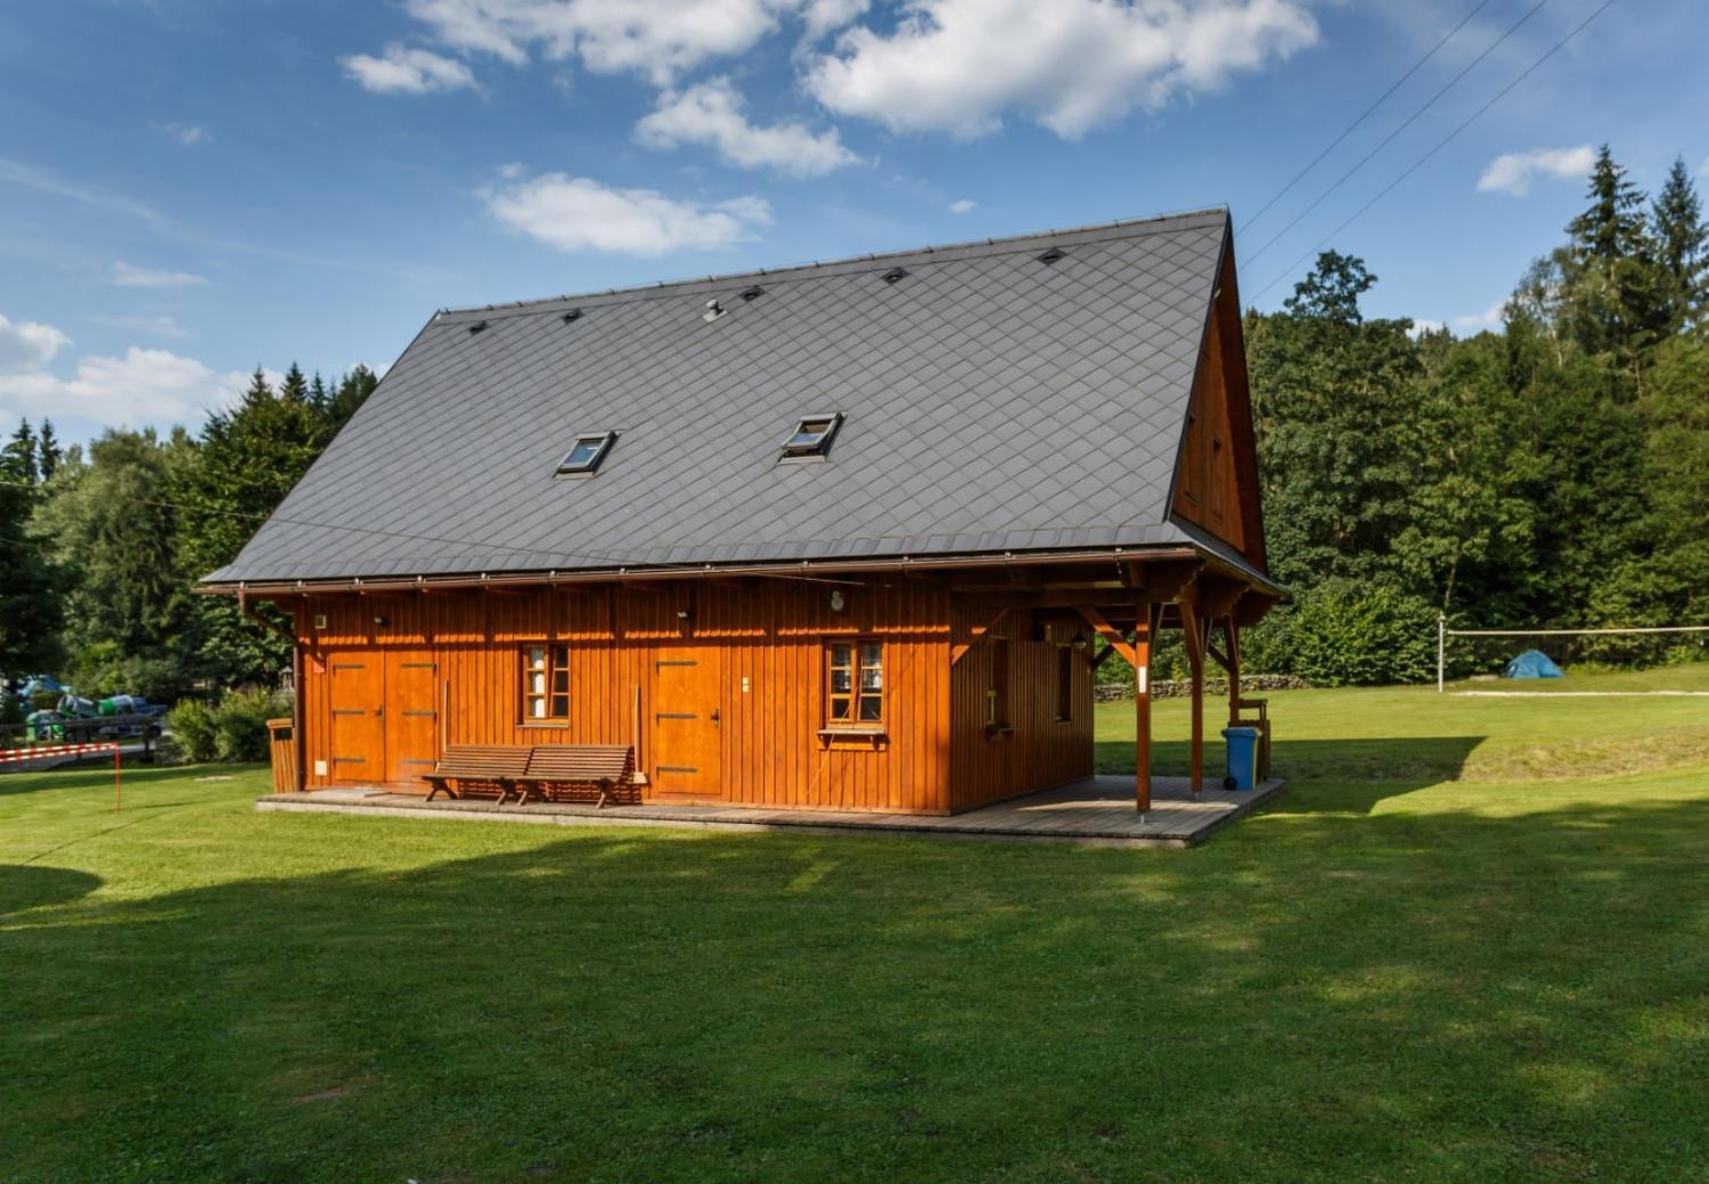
985;723;1015;739
517;721;571;730
817;726;887;742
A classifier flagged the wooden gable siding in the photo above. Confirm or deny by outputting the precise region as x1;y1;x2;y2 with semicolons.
947;603;1094;812
290;580;957;813
1170;244;1266;569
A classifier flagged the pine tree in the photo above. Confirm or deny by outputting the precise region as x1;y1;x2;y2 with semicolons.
329;364;379;429
37;420;61;482
1651;156;1708;332
1561;145;1667;368
0;421;60;673
178;365;332;685
7;419;38;484
278;362;309;404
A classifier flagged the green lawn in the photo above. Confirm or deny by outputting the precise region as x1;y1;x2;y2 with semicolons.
3;675;1708;1182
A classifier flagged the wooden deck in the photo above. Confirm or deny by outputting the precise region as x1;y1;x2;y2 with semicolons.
256;774;1285;848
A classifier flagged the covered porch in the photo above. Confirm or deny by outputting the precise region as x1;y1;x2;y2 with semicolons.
947;553;1280;815
258;772;1286;848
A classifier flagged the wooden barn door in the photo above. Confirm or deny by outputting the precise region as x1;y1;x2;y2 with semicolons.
650;647;723;798
328;655;383;784
383;651;440;790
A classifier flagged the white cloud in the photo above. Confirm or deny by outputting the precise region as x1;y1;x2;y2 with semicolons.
636;78;861;177
0;347;248;430
1477;145;1594;197
153;121;211;146
109;261;207;289
90;313;190;340
948;198;976;214
806;0;1318;138
340;44;478;94
483;171;771;255
0;314;71;373
1453;299;1508;332
397;0;791;84
801;0;869;39
1407;318;1444;339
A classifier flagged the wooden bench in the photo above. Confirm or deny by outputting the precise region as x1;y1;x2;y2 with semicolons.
423;745;531;803
518;745;635;808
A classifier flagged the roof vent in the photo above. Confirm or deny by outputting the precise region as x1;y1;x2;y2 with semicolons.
556;431;617;478
781;413;844;460
881;267;908;284
561;308;583;324
739;285;764;302
1037;247;1066;265
703;298;725;324
468;320;490;335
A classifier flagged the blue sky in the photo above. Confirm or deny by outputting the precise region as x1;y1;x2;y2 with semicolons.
1;0;1703;444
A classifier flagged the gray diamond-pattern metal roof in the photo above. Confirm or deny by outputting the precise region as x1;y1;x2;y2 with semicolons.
207;208;1233;583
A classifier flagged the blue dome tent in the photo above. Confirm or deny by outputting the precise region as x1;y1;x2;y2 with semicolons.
1504;649;1564;679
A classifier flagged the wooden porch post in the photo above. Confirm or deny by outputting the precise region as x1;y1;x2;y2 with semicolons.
1180;597;1205;796
1134;599;1154;815
1224;618;1242;728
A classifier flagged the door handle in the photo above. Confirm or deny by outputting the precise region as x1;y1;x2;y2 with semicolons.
711;708;721;726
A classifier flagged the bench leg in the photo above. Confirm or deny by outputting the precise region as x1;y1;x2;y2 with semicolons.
596;782;610;810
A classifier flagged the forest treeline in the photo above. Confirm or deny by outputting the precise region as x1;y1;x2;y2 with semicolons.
3;146;1706;697
0;366;376;702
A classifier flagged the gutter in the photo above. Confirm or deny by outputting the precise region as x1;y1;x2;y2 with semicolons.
199;544;1286;601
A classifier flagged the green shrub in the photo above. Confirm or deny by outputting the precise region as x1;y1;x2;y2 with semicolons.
213;689;288;763
1288;578;1437;686
165;700;218;764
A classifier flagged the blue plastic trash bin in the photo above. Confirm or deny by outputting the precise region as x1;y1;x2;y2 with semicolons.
1222;727;1261;791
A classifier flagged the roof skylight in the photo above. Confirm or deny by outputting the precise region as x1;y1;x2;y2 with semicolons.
556;431;616;477
781;413;843;460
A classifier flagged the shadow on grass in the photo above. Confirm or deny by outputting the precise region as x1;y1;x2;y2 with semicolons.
3;785;1705;1182
1097;735;1487;814
0;865;100;915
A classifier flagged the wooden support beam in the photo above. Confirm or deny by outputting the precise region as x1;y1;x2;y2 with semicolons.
1195;575;1247;620
1180;596;1207;795
950;604;1010;666
1222;618;1242;728
1074;605;1136;668
1134;599;1156;814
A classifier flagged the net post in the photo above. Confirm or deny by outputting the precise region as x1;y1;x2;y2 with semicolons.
1437;614;1446;694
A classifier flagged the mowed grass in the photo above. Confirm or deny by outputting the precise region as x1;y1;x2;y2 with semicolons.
3;674;1708;1182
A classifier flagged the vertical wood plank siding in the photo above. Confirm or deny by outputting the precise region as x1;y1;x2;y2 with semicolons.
288;579;1072;814
946;603;1094;811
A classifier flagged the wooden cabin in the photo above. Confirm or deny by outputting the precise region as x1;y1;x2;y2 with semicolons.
203;208;1280;815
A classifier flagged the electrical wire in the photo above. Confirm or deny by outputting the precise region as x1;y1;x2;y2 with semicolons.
1252;0;1617;302
1240;0;1496;234
1243;0;1556;269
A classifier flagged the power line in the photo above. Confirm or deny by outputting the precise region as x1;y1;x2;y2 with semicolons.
1243;0;1555;270
1240;0;1496;234
1253;0;1616;302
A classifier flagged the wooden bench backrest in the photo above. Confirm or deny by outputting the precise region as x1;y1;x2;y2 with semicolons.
431;745;531;778
524;744;633;782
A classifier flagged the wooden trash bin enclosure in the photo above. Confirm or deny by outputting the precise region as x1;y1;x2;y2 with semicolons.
266;718;297;794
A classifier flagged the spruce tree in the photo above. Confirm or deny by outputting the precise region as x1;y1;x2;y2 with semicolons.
37;420;61;482
1651;156;1708;331
6;419;38;484
1561;145;1667;367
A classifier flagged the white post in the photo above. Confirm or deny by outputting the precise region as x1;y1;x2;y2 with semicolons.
1437;614;1446;694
